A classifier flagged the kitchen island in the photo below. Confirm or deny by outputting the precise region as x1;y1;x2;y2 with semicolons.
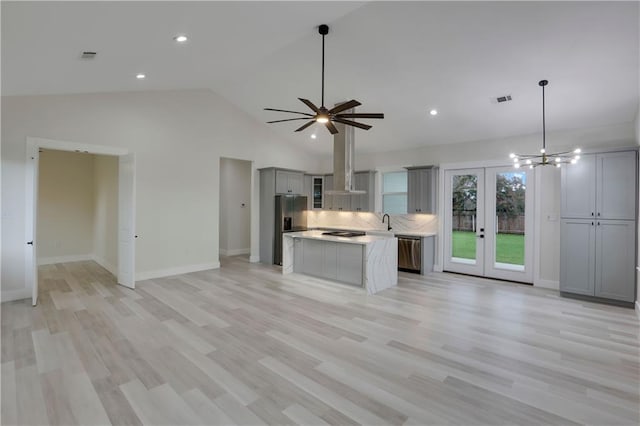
282;230;398;294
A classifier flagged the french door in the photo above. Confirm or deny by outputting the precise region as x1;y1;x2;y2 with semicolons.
444;166;534;283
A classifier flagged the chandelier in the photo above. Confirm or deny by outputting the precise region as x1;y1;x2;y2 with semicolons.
510;80;580;168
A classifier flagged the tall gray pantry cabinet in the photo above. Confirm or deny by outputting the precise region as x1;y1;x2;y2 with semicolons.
559;149;638;304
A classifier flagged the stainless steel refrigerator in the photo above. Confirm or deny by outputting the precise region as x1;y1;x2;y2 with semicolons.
274;195;307;265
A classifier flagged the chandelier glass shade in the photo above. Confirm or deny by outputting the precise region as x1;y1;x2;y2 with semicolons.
509;80;581;169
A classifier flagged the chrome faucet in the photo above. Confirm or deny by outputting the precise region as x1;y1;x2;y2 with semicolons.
382;214;392;231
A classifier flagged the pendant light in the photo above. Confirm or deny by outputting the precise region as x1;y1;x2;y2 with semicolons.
509;80;581;169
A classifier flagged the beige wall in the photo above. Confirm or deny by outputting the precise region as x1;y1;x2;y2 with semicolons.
37;150;95;262
2;89;321;300
219;158;251;256
93;155;119;274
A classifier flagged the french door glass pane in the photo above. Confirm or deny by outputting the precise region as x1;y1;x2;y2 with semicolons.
451;174;477;262
495;171;525;267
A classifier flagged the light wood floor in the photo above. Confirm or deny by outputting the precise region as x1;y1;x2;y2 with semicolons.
1;257;639;426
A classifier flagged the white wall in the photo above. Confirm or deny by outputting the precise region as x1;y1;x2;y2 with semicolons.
219;157;251;256
1;89;321;300
37;150;95;263
93;155;119;275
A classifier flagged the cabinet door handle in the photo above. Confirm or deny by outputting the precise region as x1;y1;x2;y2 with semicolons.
597;212;600;216
597;221;600;226
591;212;594;216
592;221;594;226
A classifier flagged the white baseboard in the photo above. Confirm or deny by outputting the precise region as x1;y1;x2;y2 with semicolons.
91;255;117;276
1;288;31;303
635;301;640;319
38;254;93;265
136;262;220;281
534;279;559;290
249;255;260;263
219;248;250;257
433;263;443;273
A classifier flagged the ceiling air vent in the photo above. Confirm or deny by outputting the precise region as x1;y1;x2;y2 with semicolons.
81;51;97;59
496;95;512;103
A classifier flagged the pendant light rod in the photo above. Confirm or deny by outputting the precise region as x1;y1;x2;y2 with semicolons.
319;24;329;108
539;79;548;151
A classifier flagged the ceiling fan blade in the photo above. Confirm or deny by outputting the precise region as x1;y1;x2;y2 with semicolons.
334;113;384;119
298;98;320;113
332;117;372;131
328;99;362;114
294;120;316;132
325;121;339;135
264;108;314;116
267;118;313;124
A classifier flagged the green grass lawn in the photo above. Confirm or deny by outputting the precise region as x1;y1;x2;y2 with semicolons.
452;230;524;265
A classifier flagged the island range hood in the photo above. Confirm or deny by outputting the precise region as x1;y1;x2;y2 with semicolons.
325;110;366;195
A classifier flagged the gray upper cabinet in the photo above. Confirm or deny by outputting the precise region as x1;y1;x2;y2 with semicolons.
561;151;637;220
561;154;596;218
322;171;376;212
407;166;438;214
352;171;376;212
323;175;334;210
276;170;304;194
596;152;637;220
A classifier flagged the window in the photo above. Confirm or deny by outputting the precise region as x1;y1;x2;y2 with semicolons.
382;171;408;214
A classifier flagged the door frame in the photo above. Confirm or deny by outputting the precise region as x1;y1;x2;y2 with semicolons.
438;159;539;285
25;137;135;306
443;168;486;276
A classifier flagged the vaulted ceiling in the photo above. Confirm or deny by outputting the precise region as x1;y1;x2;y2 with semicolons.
3;1;638;154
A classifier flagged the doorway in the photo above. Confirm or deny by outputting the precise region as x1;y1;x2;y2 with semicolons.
443;166;534;283
219;157;252;261
25;138;136;306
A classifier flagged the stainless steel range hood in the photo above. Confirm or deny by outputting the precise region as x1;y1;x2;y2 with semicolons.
325;110;366;195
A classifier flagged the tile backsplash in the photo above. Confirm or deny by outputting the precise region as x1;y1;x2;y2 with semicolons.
307;211;438;234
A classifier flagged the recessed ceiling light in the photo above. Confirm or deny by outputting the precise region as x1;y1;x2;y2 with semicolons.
174;35;188;43
136;73;146;80
310;134;317;139
429;109;438;116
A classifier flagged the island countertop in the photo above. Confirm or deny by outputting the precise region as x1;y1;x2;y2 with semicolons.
284;230;393;245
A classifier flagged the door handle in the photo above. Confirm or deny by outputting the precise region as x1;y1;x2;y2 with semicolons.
477;234;484;238
27;241;33;245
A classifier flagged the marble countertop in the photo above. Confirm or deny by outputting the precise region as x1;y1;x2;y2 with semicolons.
285;230;395;245
311;226;436;238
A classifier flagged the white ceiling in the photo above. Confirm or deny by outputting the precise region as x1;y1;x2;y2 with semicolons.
3;1;639;154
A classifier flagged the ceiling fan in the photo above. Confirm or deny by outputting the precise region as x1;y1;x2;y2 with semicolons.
264;24;384;135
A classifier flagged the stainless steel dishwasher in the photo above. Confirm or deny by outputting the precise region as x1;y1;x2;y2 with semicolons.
398;236;421;273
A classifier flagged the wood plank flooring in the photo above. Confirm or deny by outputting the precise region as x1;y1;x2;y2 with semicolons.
2;257;638;425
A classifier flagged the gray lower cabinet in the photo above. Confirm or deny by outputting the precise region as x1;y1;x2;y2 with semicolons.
560;219;596;296
294;239;364;286
595;220;636;301
560;219;636;302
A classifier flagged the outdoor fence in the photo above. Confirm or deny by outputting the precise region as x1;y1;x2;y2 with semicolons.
452;213;525;235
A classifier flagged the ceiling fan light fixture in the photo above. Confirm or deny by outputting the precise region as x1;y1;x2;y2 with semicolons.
264;24;384;135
